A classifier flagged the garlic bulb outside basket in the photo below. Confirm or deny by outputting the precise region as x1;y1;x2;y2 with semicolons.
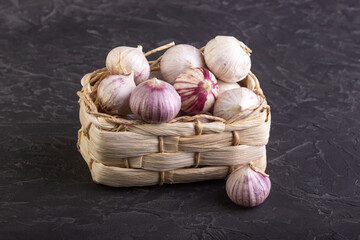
204;36;251;83
129;78;181;124
160;44;205;84
213;87;260;121
97;73;136;115
106;46;150;85
174;67;219;115
226;164;271;207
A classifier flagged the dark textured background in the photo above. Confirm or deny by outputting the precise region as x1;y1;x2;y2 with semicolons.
1;0;359;239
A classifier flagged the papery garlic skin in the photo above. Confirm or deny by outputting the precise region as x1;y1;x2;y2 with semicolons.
204;36;251;82
129;78;181;124
213;87;260;121
97;73;136;115
226;165;271;207
160;44;205;84
217;80;240;94
106;46;150;85
174;67;219;115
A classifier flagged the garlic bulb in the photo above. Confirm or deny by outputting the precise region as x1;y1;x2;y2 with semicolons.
204;36;251;82
160;44;205;84
97;73;136;115
174;67;219;115
213;87;260;121
217;80;240;94
129;78;181;123
226;165;271;207
106;46;150;85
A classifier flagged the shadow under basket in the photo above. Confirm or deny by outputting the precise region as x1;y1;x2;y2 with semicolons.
77;68;271;187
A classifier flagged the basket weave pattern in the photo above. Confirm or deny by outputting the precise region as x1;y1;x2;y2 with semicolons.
77;66;271;187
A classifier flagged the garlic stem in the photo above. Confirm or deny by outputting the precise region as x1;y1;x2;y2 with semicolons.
144;42;175;57
238;41;252;56
249;162;269;177
198;46;205;52
186;61;192;68
202;81;212;91
148;78;162;87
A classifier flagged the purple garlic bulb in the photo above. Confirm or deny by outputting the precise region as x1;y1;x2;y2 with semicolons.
129;78;181;123
226;164;271;207
174;67;219;115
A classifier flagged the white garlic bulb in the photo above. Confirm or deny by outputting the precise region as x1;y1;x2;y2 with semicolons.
160;44;205;84
106;46;150;85
204;36;251;82
217;80;240;94
97;73;136;115
213;87;260;121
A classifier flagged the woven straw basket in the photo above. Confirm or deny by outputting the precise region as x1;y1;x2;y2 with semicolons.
77;42;271;187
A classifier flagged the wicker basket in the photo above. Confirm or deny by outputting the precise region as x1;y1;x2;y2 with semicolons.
77;43;271;187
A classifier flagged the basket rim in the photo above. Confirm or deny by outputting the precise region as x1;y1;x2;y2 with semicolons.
78;68;271;127
78;41;270;127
